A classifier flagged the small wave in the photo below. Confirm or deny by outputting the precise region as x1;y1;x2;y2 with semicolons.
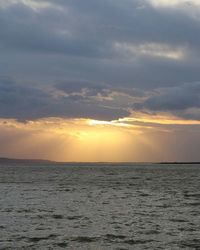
185;202;200;206
67;215;83;220
144;230;160;235
184;192;200;199
52;214;64;219
27;234;57;243
56;242;68;248
71;236;98;243
104;234;126;242
170;218;188;223
180;239;200;248
123;239;155;245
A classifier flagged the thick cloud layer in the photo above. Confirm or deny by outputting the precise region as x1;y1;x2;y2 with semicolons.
133;82;200;119
0;77;129;120
1;0;200;120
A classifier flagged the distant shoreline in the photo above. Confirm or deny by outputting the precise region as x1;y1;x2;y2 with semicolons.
0;157;200;165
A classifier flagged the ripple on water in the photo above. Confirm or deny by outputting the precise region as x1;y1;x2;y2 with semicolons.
180;239;200;249
71;236;99;243
0;164;200;249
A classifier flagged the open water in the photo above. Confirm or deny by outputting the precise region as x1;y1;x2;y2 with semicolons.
0;163;200;249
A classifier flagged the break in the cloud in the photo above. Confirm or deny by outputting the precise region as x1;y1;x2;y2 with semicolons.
1;0;200;161
1;117;200;162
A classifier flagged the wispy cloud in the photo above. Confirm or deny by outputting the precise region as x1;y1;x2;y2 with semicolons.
114;42;186;60
0;0;59;10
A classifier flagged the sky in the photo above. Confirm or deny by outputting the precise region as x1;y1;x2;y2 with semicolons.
1;0;200;162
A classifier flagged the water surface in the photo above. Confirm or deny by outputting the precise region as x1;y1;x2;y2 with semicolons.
0;163;200;249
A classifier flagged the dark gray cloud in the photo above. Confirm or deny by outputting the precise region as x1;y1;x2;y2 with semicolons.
133;82;200;119
1;0;200;120
55;80;112;97
1;0;200;54
0;77;129;120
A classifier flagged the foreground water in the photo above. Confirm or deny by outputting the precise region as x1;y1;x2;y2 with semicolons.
0;163;200;249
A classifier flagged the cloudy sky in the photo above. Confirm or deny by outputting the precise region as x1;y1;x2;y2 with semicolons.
1;0;200;162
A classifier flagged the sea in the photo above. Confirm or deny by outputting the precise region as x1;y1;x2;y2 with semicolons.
0;163;200;250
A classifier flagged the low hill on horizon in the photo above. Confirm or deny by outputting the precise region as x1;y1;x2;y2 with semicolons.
0;157;55;165
0;157;200;165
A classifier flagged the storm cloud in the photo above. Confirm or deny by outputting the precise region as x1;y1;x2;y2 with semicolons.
133;82;200;117
0;77;129;120
1;0;200;120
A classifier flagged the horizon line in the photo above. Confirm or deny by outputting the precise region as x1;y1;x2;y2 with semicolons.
0;157;200;164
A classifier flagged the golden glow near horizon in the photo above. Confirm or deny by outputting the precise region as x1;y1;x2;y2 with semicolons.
88;119;134;128
1;114;200;162
120;113;200;125
0;117;137;162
